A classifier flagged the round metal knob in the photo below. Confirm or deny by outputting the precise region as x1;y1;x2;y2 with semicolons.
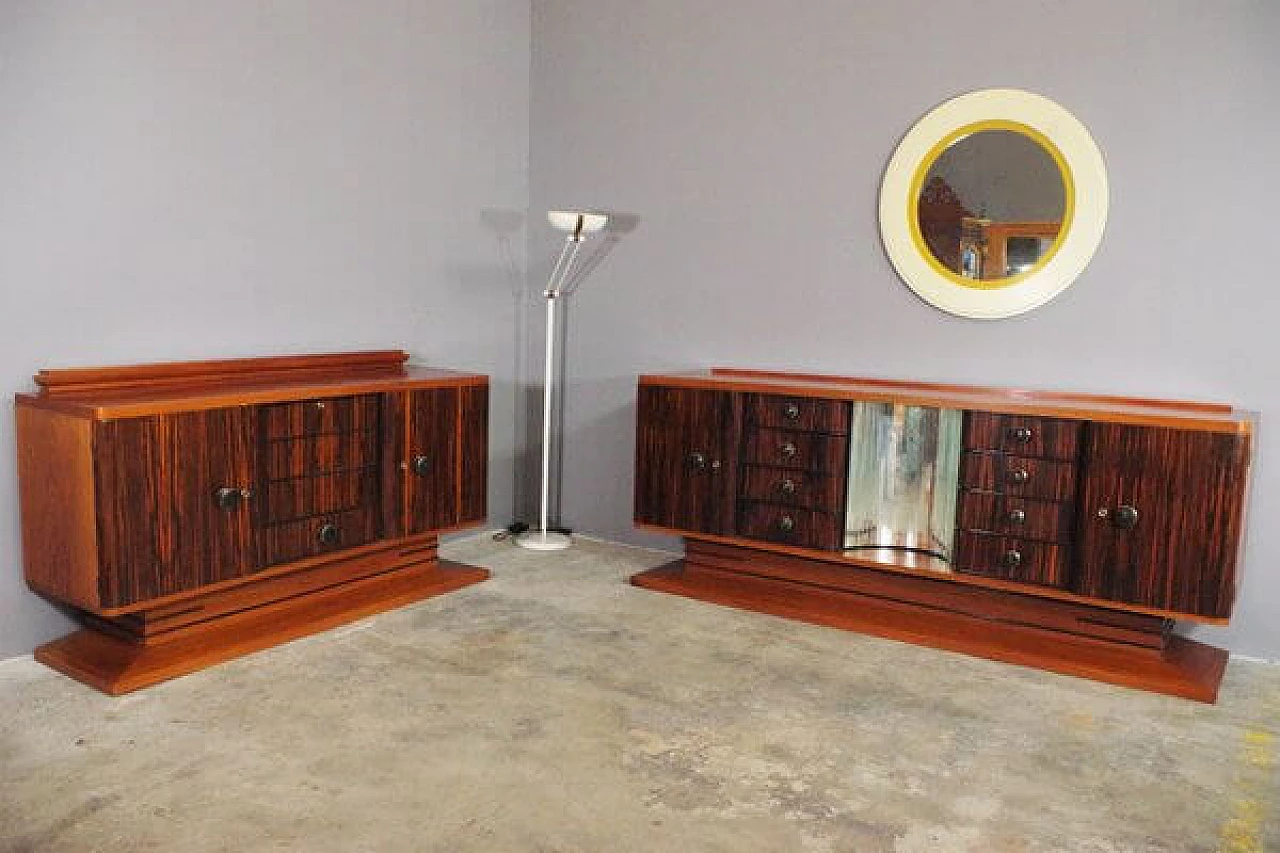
777;515;796;533
1006;508;1027;526
780;442;798;459
783;402;801;421
1112;504;1139;530
778;478;797;496
411;455;431;476
215;487;243;511
1007;426;1034;444
317;523;340;547
1008;467;1030;484
687;452;707;471
1002;549;1023;569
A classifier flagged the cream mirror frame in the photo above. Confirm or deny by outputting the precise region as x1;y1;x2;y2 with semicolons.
880;89;1108;318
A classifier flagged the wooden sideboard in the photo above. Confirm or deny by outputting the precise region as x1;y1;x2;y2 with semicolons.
631;368;1254;702
16;350;489;694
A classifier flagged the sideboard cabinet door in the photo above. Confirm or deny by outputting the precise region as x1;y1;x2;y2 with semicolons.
399;386;487;535
634;386;737;536
95;407;257;608
406;388;460;534
1074;424;1250;618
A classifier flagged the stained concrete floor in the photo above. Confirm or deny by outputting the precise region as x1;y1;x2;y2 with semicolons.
1;535;1277;853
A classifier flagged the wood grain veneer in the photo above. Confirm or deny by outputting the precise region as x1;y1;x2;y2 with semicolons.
960;452;1079;502
39;555;488;695
963;411;1083;460
16;406;101;610
632;368;1253;701
642;369;1254;433
633;545;1227;702
1075;425;1249;618
17;351;490;694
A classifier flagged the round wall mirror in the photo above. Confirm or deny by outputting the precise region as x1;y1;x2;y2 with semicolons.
880;89;1107;318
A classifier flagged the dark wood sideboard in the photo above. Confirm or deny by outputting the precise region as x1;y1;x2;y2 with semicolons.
16;350;489;694
631;368;1254;702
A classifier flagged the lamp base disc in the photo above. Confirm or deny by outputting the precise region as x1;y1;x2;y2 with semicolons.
515;530;573;551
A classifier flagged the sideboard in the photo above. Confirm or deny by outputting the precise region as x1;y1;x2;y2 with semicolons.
16;350;489;694
631;368;1254;702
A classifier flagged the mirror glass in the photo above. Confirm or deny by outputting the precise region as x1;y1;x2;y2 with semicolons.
915;126;1068;285
879;89;1108;319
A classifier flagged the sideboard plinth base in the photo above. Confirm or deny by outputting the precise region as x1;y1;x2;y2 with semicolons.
631;540;1227;703
36;544;488;695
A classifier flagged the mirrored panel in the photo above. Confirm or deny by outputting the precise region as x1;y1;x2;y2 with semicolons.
879;89;1109;318
916;127;1067;283
844;403;962;560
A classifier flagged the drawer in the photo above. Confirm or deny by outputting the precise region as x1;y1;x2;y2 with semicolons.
746;394;849;434
959;452;1077;502
743;428;848;473
260;507;380;567
956;491;1075;543
737;502;843;550
262;471;380;525
267;431;379;480
953;531;1071;589
963;412;1082;460
739;466;844;513
261;394;380;439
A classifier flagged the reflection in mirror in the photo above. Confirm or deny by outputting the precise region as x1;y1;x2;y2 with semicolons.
916;128;1066;283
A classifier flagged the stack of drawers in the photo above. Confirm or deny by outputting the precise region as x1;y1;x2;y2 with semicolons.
954;412;1082;588
257;394;382;564
736;394;850;550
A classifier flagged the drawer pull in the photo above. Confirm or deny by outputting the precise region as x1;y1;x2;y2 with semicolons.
314;401;327;410
411;455;431;476
317;523;340;546
1007;426;1034;444
214;487;245;511
778;478;797;496
687;451;708;471
783;402;801;421
1005;508;1026;526
1112;504;1139;530
777;515;796;533
780;441;798;460
1002;549;1022;569
1008;467;1030;484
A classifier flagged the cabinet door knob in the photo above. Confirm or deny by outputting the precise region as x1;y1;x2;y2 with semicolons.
214;487;243;511
686;451;708;471
317;523;340;546
780;441;798;459
777;514;796;533
1008;467;1030;484
1007;426;1034;444
783;402;801;421
1112;504;1139;530
1005;508;1026;526
1002;549;1022;569
411;455;431;476
778;478;797;496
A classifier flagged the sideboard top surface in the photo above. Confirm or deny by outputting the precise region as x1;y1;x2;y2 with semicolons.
639;368;1254;434
16;350;487;420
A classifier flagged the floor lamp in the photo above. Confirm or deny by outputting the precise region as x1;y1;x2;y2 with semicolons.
516;209;609;551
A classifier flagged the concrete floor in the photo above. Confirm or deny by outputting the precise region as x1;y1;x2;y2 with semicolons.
1;536;1277;853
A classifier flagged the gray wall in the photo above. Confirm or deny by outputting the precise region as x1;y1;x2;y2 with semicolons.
0;1;530;658
531;0;1280;658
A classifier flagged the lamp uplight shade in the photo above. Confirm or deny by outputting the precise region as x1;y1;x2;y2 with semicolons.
548;209;608;233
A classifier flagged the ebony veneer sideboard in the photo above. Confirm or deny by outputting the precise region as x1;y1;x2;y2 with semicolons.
16;350;489;694
631;368;1254;702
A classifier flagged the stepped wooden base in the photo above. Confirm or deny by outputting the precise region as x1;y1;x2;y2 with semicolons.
631;540;1228;703
36;543;488;695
